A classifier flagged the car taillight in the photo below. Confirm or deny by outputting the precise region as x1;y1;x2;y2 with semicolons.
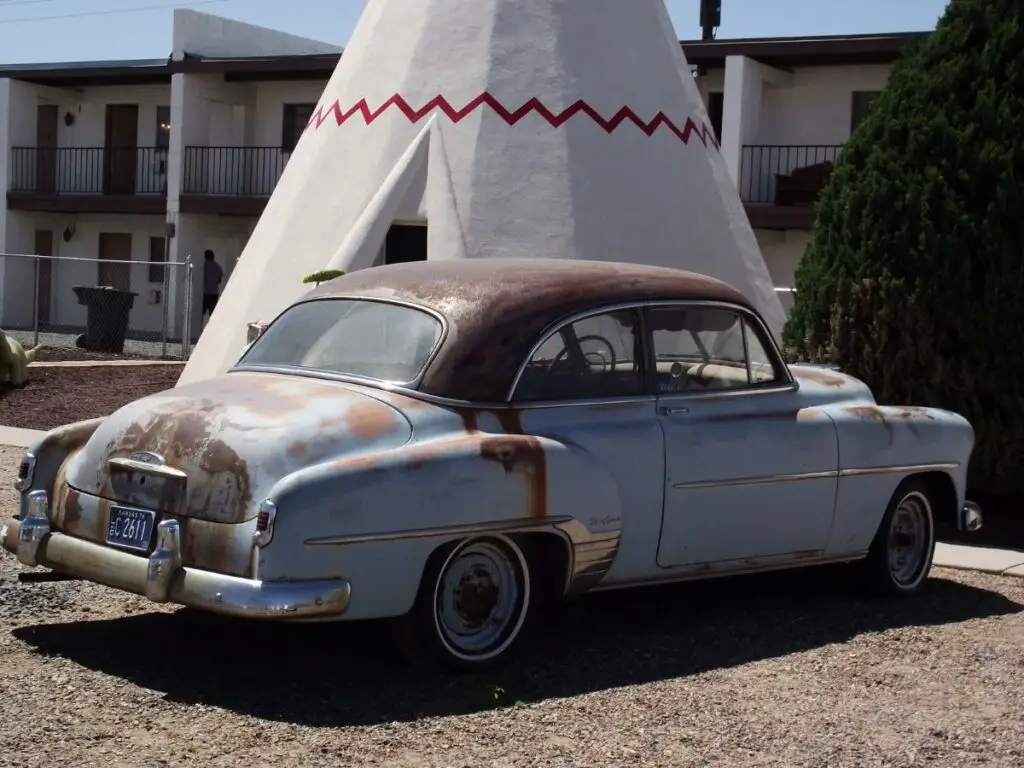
14;452;36;492
253;500;277;547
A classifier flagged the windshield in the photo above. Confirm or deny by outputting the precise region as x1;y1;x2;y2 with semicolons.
239;298;443;385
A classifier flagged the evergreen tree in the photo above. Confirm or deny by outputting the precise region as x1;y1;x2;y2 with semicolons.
784;0;1024;498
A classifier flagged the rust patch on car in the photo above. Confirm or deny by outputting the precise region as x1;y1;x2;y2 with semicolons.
344;400;404;441
479;436;548;518
458;409;479;434
493;410;523;435
792;549;823;561
845;405;894;443
794;368;847;387
111;406;253;524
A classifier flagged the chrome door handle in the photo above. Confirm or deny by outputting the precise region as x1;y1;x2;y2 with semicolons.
658;406;689;416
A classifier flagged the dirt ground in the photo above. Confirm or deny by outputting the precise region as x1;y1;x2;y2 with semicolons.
0;447;1022;767
0;365;183;431
33;346;163;363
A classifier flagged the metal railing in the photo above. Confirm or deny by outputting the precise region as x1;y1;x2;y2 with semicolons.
0;252;196;360
739;145;843;204
9;147;169;196
182;146;290;197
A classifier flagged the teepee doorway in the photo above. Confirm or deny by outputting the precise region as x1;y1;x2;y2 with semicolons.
383;222;427;264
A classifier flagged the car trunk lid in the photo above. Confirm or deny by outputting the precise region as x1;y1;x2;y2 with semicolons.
64;371;412;524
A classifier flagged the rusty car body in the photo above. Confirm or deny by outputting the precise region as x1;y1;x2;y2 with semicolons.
2;258;983;670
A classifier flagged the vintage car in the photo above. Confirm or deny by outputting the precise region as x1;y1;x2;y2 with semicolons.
2;259;983;671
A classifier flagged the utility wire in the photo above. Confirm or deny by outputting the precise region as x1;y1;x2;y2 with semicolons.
0;0;229;24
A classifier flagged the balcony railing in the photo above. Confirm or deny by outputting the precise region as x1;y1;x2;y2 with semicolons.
9;147;168;196
182;147;290;197
739;145;843;206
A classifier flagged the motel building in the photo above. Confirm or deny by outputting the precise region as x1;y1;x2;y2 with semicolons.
0;8;925;345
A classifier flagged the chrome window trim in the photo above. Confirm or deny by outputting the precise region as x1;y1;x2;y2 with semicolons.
506;298;794;402
230;294;449;391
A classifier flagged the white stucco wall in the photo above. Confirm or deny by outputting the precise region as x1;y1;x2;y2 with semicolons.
171;9;341;59
720;61;893;203
2;213;176;334
5;82;173;195
755;228;810;291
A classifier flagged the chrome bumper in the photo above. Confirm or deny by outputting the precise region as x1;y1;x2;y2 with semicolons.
960;500;983;533
1;490;351;620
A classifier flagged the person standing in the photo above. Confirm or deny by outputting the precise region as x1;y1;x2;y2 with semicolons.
202;249;224;321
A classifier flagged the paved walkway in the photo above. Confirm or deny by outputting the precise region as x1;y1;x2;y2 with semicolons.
1;417;1020;579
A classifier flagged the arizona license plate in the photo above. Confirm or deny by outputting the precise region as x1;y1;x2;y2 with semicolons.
106;506;156;552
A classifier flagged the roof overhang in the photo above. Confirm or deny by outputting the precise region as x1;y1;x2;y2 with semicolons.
0;31;930;87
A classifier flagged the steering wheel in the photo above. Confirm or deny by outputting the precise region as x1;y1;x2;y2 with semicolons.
548;334;618;373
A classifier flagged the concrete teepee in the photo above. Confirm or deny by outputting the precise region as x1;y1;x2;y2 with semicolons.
179;0;785;385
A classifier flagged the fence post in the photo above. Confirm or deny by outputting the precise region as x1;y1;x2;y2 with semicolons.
160;234;172;360
32;255;40;347
182;255;194;361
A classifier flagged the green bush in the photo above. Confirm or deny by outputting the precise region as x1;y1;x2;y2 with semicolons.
783;0;1024;498
302;269;346;285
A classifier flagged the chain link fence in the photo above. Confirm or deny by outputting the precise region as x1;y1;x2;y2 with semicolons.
0;252;196;360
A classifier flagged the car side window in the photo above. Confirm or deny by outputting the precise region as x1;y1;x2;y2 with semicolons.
513;310;645;402
648;306;782;394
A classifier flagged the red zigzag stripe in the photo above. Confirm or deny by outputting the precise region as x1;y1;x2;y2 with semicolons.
306;93;719;149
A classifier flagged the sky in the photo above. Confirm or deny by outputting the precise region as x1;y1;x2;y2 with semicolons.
0;0;951;65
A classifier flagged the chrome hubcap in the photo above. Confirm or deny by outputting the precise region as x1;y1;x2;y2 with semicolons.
888;491;931;585
435;540;525;659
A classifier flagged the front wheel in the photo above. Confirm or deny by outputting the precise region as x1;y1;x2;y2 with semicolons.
858;478;936;596
391;535;537;672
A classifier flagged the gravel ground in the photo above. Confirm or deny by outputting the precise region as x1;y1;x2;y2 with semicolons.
0;445;1022;767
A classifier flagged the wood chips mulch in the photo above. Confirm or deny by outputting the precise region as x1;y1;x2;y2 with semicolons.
0;364;183;431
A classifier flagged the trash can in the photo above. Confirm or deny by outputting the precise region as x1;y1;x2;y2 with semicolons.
72;285;138;354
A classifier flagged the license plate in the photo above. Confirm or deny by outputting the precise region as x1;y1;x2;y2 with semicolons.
106;506;156;552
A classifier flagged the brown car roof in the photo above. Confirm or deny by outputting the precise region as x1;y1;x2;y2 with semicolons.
305;258;754;402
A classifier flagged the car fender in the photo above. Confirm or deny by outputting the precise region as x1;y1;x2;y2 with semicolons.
818;402;975;554
256;430;625;620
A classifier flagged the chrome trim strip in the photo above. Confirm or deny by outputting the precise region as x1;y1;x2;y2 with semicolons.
304;515;575;547
506;298;794;402
590;552;868;592
671;462;960;490
656;381;799;402
673;469;839;490
108;457;188;480
839;462;959;477
232;294;450;391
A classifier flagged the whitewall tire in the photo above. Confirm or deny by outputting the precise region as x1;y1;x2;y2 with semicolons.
392;535;538;672
859;478;937;596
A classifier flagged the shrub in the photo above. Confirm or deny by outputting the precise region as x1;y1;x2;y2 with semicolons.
783;0;1024;498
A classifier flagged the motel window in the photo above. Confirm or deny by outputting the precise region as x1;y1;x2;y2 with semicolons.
155;105;171;149
282;103;316;153
850;91;882;133
149;236;166;284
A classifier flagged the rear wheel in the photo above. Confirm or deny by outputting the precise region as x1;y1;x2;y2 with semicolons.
859;478;936;596
391;535;537;672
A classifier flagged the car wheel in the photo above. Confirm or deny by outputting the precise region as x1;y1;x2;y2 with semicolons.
859;478;936;596
391;535;537;672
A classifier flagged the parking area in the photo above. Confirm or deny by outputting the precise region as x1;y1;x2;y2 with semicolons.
0;446;1022;767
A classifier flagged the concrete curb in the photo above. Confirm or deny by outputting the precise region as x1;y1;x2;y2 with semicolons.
934;542;1024;578
0;426;45;449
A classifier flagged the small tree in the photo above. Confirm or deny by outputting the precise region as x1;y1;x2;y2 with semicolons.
784;0;1024;498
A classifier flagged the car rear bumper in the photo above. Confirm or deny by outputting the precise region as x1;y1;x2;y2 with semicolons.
1;491;351;620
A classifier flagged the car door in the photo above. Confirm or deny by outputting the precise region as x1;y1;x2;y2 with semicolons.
647;302;840;569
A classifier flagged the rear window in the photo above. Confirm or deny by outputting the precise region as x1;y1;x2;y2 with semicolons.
239;299;443;385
